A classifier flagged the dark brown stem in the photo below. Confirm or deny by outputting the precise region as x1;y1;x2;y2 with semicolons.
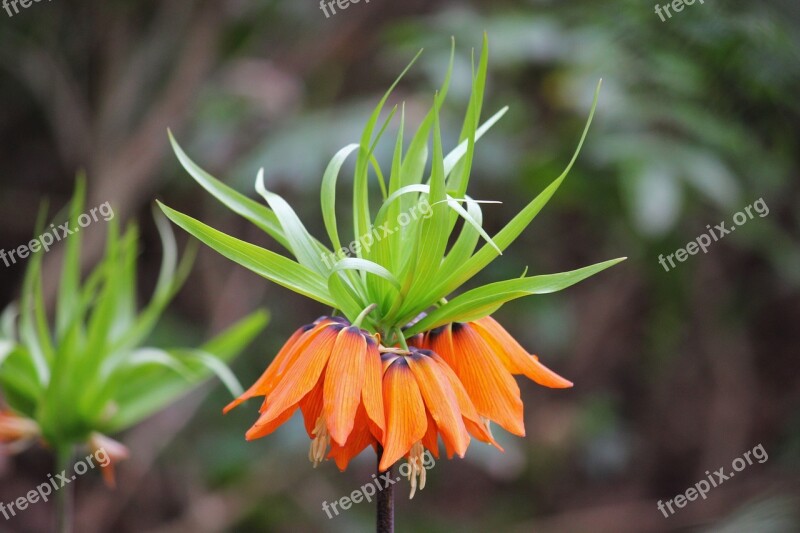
55;446;74;533
376;446;394;533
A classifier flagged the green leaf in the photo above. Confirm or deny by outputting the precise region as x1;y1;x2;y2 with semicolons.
428;79;603;305
181;349;244;397
437;196;485;275
158;201;336;308
200;309;269;360
0;340;14;370
405;257;626;335
256;169;330;276
327;272;366;322
126;348;194;380
56;174;86;339
443;106;508;178
168;131;290;250
321;143;360;253
0;304;17;341
111;211;194;354
353;50;423;254
447;34;491;197
331;258;401;291
403;93;449;280
106;310;267;432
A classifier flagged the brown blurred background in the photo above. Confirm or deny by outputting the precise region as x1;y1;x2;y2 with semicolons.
1;0;799;531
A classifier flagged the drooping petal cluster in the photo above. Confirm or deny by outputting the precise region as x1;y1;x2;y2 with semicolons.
379;347;500;495
227;314;572;496
0;410;40;453
414;317;572;438
88;432;130;488
225;317;385;470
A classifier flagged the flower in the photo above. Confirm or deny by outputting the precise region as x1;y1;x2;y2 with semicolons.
379;347;501;497
225;316;385;469
88;433;130;488
0;410;40;453
418;317;572;438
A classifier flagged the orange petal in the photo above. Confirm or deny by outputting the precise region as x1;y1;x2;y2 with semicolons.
421;411;440;459
328;404;376;471
224;320;331;413
431;323;525;436
88;433;129;489
251;324;339;431
361;339;385;440
299;371;325;437
406;333;426;349
245;404;298;440
428;351;504;451
473;317;573;388
324;327;367;446
378;358;427;472
407;351;470;458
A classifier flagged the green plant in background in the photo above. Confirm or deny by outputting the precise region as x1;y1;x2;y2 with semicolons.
159;35;624;532
0;178;267;532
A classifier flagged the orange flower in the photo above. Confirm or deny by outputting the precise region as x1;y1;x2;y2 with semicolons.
225;317;385;470
379;347;501;495
0;410;39;452
88;433;130;488
418;317;572;438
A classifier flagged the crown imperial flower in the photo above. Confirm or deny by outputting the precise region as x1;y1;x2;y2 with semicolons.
161;34;622;523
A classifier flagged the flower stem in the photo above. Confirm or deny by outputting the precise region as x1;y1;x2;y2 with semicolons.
376;445;394;533
354;303;378;328
394;328;409;351
55;446;74;533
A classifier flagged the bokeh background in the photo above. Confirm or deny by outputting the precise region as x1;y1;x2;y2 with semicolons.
1;0;799;531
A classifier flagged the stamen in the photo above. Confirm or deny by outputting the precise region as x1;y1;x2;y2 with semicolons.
405;441;427;499
481;416;496;446
308;416;330;468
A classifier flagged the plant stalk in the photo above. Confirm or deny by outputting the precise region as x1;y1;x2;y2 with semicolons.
376;446;394;533
55;446;74;533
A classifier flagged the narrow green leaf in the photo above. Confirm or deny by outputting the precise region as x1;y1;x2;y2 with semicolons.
354;50;423;253
168;131;290;250
180;349;244;397
405;257;626;335
443;107;508;178
107;310;266;431
56;175;86;339
201;309;269;360
256;169;330;276
429;79;603;304
159;202;336;308
321;143;359;253
331;258;401;291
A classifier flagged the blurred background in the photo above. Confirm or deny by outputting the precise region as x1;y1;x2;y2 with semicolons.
1;0;799;531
